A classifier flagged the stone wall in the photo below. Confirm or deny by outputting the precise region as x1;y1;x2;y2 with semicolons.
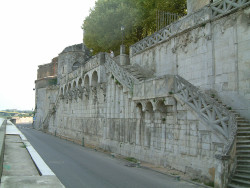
57;44;90;85
130;6;250;120
44;70;227;185
34;86;58;130
37;57;58;80
34;2;250;187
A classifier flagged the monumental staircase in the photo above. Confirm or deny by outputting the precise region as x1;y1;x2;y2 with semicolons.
228;115;250;187
105;56;250;187
41;53;250;187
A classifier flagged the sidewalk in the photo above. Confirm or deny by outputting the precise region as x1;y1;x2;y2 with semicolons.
0;120;65;188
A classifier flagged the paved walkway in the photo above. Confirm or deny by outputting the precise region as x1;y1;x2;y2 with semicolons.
18;124;204;188
0;121;65;188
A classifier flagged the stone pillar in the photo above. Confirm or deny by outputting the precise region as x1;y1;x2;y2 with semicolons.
120;45;125;55
119;45;129;66
115;85;120;118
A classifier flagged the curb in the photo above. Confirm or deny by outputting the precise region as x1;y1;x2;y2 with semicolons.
5;121;55;176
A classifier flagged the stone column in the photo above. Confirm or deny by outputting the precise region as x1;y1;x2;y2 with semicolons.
119;45;129;66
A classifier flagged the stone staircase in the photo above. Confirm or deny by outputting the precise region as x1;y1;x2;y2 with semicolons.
122;64;152;81
228;115;250;188
211;97;250;188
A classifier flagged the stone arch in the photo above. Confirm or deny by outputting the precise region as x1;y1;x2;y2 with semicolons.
73;81;76;89
72;62;80;71
91;71;98;86
84;75;90;87
156;100;167;113
68;83;72;91
64;85;67;93
145;101;153;113
78;78;82;87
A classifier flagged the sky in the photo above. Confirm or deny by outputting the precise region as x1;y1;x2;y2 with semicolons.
0;0;96;111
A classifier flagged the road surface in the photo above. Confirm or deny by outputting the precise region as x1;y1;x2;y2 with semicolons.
17;124;201;188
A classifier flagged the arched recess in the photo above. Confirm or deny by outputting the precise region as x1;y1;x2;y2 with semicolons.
68;83;72;91
64;85;67;94
73;81;76;89
72;62;80;71
84;75;90;87
78;78;82;88
91;71;98;87
60;87;63;95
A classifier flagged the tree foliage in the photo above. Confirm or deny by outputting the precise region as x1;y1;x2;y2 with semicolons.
83;0;186;55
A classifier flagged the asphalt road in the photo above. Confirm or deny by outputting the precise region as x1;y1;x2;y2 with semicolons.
17;124;201;188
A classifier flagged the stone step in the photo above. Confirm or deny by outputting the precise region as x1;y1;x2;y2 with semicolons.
235;169;250;176
237;140;250;145
237;145;250;149
227;183;246;188
237;119;250;123
237;155;250;160
238;160;250;165
237;165;250;171
230;178;250;187
238;123;250;127
234;174;250;182
237;151;250;155
237;131;250;136
237;136;250;141
238;125;250;129
238;127;250;131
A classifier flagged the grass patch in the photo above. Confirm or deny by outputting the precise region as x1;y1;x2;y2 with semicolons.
125;157;138;163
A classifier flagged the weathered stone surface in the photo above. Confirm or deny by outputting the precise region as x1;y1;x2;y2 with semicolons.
34;2;250;188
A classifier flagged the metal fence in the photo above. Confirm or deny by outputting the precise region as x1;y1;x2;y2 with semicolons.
156;11;184;31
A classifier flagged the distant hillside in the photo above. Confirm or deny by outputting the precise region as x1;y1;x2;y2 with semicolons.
0;110;33;118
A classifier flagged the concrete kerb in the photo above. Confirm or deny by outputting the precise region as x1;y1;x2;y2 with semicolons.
0;119;7;179
5;121;55;176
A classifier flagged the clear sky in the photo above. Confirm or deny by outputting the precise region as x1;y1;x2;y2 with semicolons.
0;0;96;111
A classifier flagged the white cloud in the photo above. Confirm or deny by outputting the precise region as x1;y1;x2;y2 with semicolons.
0;0;96;110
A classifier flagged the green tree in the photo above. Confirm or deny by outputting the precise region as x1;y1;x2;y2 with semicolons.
83;0;138;55
83;0;186;55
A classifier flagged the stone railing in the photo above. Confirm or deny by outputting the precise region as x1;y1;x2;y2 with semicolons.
104;53;139;90
82;53;103;73
60;53;104;84
212;0;250;17
130;0;250;56
174;75;237;157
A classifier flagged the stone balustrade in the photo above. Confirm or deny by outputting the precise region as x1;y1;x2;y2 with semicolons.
104;53;139;90
130;0;250;56
174;75;237;157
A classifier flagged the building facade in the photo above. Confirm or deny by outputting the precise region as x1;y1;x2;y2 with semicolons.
34;1;250;187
